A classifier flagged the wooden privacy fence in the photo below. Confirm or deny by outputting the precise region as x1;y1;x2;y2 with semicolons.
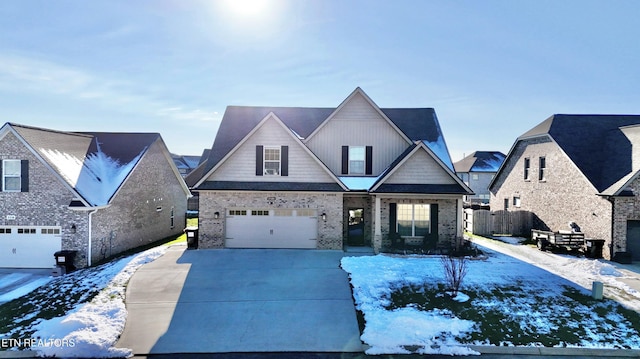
464;209;533;237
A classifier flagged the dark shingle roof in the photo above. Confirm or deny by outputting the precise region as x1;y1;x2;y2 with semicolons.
372;183;470;194
517;114;640;193
7;123;161;205
202;106;448;175
454;151;506;173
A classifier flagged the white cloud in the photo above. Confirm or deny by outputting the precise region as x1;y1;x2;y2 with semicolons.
0;53;217;125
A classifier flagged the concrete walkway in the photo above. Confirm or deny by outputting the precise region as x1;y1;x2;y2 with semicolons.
116;246;363;355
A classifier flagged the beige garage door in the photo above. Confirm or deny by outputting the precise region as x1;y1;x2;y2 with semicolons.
0;226;62;268
225;209;318;249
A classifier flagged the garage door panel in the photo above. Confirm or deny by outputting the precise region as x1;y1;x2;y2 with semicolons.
226;209;317;249
0;227;62;268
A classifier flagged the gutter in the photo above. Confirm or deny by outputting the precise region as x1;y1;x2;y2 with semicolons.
68;203;110;267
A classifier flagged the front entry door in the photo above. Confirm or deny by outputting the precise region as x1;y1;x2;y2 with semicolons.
347;208;365;246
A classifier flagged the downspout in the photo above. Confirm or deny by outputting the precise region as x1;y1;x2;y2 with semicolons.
87;208;98;267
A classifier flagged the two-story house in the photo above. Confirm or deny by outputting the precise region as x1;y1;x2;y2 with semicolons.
454;151;505;205
192;88;472;252
0;123;191;269
489;114;640;261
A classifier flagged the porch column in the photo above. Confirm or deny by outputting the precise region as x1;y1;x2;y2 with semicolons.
456;198;463;238
374;196;382;252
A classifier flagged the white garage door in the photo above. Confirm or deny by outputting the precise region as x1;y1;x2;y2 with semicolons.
0;226;62;268
226;209;318;249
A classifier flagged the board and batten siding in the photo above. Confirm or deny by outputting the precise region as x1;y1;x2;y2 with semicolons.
206;116;335;183
306;92;408;176
386;150;457;184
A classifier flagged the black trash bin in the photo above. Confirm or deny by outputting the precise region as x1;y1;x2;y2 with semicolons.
54;250;77;273
585;239;605;259
184;227;199;249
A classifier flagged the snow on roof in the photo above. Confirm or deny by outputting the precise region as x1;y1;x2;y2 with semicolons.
40;144;145;206
338;176;382;191
423;137;454;171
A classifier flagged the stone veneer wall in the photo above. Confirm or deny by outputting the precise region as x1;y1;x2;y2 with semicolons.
91;139;188;264
373;197;459;251
199;191;343;249
0;132;91;266
490;137;613;258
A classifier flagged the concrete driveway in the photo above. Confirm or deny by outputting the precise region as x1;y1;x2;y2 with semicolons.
116;246;364;354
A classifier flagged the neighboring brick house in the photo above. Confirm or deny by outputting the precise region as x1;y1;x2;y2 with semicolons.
454;151;505;205
0;123;191;269
191;88;472;253
489;114;640;261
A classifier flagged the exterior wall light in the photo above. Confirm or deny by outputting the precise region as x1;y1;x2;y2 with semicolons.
214;212;220;219
70;224;76;234
321;212;326;221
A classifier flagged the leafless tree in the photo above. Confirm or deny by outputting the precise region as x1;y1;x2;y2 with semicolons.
440;255;468;297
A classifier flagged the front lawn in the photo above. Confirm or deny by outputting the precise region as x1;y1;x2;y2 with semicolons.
341;248;640;355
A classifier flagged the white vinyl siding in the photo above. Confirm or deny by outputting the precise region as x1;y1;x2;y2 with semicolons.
386;150;457;184
206;116;334;183
306;92;408;176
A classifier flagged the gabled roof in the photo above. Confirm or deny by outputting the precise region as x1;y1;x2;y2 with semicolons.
1;122;174;207
194;112;347;191
201;91;454;176
491;114;640;194
369;141;473;195
454;151;506;173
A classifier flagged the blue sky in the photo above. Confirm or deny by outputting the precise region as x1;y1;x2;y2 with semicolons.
1;0;639;162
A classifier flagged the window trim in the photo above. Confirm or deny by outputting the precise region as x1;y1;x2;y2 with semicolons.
396;203;431;237
348;146;366;175
524;157;530;181
2;159;21;192
263;146;281;176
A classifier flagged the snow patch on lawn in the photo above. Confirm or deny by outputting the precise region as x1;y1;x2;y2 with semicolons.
342;239;640;355
30;246;167;358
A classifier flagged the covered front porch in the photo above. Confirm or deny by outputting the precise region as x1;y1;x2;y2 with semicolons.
342;194;464;253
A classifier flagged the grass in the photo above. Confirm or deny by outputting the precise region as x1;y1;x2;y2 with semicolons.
387;282;640;348
0;220;198;349
0;264;109;347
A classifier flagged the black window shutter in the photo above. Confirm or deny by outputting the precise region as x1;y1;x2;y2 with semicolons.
341;146;349;174
430;203;439;239
389;203;397;235
255;145;263;176
365;146;373;175
0;161;3;192
20;160;29;192
281;146;288;176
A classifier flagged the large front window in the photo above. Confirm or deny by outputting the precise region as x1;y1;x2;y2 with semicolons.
264;147;281;175
397;204;430;237
2;160;21;192
349;146;365;174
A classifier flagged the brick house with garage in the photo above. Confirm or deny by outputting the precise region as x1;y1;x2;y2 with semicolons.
489;114;640;261
191;88;472;252
0;123;191;269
